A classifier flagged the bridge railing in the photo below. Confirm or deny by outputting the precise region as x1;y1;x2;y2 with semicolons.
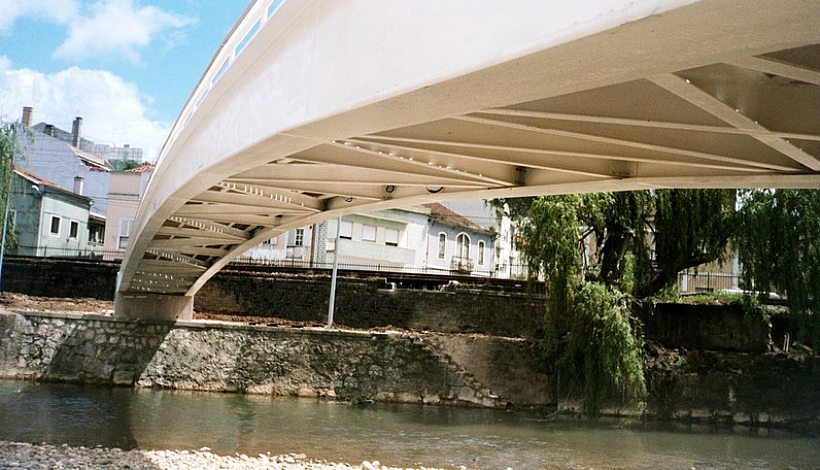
157;0;286;169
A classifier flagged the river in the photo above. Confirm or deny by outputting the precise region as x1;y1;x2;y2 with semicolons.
0;380;817;469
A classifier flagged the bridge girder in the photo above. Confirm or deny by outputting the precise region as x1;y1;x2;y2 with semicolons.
116;0;820;320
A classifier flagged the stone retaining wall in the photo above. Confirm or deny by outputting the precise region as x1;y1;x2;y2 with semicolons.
2;258;775;349
1;310;818;427
0;311;545;407
2;258;545;338
197;274;545;338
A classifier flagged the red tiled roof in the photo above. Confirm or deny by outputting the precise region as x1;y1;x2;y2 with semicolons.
126;162;156;173
423;203;495;235
13;166;92;203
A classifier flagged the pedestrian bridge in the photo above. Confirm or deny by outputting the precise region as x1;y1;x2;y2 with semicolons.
116;0;820;320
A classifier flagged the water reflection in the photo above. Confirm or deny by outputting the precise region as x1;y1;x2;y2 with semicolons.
1;381;818;469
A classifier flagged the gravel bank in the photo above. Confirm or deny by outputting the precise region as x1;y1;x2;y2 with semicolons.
0;442;447;470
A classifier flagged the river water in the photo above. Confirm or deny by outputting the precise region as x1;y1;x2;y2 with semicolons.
0;380;817;469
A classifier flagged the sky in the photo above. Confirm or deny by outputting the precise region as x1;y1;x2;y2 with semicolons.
0;0;250;161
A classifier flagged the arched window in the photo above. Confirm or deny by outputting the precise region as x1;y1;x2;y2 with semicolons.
456;233;470;259
437;233;446;259
478;240;485;266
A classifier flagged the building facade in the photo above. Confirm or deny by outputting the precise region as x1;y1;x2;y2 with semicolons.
103;165;154;259
423;203;496;276
9;167;103;258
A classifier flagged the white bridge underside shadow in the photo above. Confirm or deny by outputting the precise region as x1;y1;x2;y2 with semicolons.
117;0;820;319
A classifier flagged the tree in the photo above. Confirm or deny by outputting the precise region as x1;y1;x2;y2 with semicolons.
735;189;820;345
109;159;143;172
499;189;735;298
494;188;735;415
0;123;24;250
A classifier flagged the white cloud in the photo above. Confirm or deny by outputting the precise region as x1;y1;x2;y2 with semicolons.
0;0;78;32
54;0;194;62
0;56;169;160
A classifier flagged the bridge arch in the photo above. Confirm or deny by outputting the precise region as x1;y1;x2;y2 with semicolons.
117;0;820;319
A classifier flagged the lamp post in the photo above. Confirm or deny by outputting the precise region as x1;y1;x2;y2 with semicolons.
327;215;342;328
0;193;9;293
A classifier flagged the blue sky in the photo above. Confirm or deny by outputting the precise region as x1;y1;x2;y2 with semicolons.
0;0;250;160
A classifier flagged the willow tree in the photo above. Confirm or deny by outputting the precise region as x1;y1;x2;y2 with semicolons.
495;189;735;414
735;189;820;346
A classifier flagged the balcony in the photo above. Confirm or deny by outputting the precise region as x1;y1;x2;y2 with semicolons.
450;256;474;274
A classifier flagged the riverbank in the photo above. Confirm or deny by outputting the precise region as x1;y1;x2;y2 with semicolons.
2;293;819;429
0;441;445;470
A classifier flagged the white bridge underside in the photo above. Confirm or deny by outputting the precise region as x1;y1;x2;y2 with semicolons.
118;0;820;314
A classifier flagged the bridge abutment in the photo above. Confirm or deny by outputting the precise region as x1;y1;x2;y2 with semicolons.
114;292;194;321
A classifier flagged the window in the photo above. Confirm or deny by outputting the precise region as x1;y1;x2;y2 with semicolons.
294;228;304;246
456;233;470;259
69;221;79;239
49;216;61;236
478;240;485;266
118;218;133;251
339;220;352;239
385;228;399;247
89;225;104;244
437;233;446;259
362;224;376;242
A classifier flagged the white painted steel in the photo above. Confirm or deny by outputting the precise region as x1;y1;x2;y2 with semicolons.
118;0;820;306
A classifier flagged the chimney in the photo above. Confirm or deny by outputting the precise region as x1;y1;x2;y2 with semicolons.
21;106;33;127
71;116;83;147
73;176;85;195
44;124;55;137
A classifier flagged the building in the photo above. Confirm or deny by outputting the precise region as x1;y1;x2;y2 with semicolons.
318;207;430;271
17;107;147;216
9;167;104;258
240;203;513;276
18;110;113;214
239;225;316;264
24;106;142;164
103;164;154;259
441;200;526;278
423;203;496;275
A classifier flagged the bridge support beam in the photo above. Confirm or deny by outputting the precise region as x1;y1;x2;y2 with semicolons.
114;292;194;322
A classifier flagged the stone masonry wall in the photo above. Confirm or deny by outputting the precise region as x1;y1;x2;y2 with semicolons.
638;302;771;352
196;274;545;338
3;258;545;338
1;310;818;427
1;257;776;349
2;258;118;300
0;310;538;407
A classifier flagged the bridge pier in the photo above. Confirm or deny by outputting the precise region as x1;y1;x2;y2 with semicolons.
114;292;193;322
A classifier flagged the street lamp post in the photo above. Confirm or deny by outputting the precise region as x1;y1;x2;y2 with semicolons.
0;194;9;293
327;215;342;328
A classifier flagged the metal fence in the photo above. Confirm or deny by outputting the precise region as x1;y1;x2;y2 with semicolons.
230;256;530;279
6;245;758;290
10;245;125;261
676;270;743;294
5;245;530;279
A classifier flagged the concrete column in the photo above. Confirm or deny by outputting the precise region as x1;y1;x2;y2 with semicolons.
114;292;193;321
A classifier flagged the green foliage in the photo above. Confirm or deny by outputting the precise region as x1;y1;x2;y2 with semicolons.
109;159;143;171
494;189;734;416
498;189;734;298
557;283;646;417
0;123;24;248
647;189;736;296
735;189;820;345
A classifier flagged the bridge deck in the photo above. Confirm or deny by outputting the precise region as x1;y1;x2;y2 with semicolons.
117;0;820;318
